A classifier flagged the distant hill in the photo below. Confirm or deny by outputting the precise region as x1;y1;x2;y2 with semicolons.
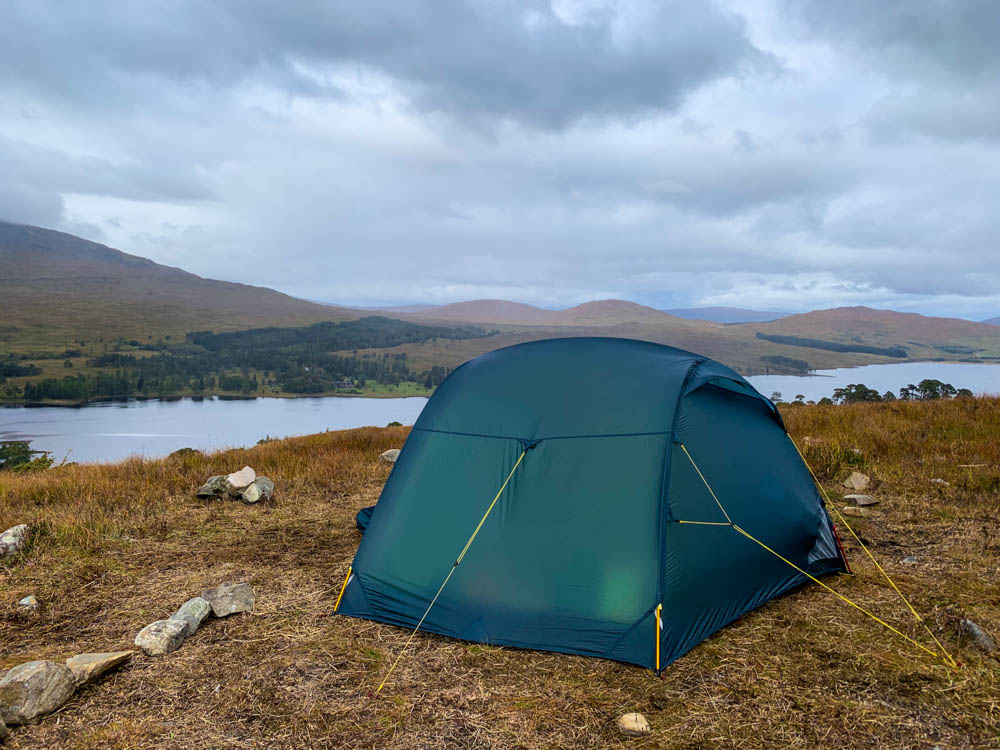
984;317;1000;326
0;221;357;347
664;307;792;323
412;298;684;326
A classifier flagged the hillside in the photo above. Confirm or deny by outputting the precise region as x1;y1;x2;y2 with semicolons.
664;306;791;323
0;222;357;348
0;401;997;747
984;317;1000;326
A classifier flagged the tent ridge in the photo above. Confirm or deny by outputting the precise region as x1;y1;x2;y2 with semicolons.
412;426;675;442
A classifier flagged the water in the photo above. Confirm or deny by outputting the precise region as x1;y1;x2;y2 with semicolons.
747;362;1000;403
0;396;428;464
4;362;1000;464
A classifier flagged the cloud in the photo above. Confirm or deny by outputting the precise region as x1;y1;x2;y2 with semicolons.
1;0;999;320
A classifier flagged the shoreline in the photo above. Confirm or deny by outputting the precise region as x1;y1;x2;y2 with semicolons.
0;390;432;409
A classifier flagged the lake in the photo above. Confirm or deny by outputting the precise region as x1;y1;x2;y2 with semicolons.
4;362;1000;464
1;396;428;464
746;361;1000;403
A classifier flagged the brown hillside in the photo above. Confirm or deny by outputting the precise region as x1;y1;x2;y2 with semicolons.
0;222;357;347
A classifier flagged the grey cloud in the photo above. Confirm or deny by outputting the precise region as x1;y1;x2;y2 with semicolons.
1;0;770;129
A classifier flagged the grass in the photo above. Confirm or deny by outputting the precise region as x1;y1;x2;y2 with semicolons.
1;400;998;748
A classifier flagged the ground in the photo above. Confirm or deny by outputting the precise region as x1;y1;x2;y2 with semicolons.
0;400;998;749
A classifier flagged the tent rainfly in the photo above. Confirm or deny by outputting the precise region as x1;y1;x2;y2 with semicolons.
337;337;849;672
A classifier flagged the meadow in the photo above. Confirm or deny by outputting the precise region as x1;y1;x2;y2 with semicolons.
0;399;997;748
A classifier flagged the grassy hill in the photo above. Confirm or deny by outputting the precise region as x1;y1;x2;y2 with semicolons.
0;399;997;747
663;306;792;323
5;221;1000;405
0;221;358;349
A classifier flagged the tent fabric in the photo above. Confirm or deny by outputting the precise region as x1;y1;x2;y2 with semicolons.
338;337;847;671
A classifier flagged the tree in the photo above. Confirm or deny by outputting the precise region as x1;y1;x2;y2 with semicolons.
770;391;782;402
832;383;882;404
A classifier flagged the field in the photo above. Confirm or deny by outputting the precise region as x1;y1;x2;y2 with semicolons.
1;399;998;748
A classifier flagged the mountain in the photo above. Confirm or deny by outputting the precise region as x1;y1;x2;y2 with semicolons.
984;317;1000;326
664;306;792;324
0;221;356;347
412;298;684;326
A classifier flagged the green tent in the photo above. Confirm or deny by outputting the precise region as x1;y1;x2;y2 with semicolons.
338;337;848;671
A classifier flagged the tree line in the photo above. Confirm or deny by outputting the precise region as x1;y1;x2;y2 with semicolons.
11;316;489;402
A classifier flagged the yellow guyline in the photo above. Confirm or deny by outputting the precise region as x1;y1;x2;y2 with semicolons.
787;436;957;668
677;441;956;669
374;448;528;695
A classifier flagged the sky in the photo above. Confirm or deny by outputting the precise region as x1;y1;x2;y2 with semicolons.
1;0;999;318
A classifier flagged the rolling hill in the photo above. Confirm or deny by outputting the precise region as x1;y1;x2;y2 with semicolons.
663;306;792;323
4;221;1000;382
0;221;357;348
984;317;1000;326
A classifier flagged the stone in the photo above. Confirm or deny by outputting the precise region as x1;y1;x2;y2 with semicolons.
169;597;212;636
0;717;7;740
380;449;401;464
843;494;879;507
617;712;651;737
959;619;996;654
0;524;29;557
65;651;134;686
239;476;274;504
0;660;76;726
930;478;950;486
842;471;871;491
841;506;870;518
201;582;255;617
134;619;187;655
18;595;39;610
902;555;919;564
195;475;232;498
225;466;256;490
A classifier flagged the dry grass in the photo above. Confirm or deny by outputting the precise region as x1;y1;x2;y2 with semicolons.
0;402;998;749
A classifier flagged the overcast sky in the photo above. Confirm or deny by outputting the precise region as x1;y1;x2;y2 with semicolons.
2;1;998;318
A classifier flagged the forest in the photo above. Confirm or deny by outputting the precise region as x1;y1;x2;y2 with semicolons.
9;317;492;402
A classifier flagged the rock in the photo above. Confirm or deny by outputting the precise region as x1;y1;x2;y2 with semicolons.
18;595;39;611
134;619;187;655
239;476;274;504
0;660;76;726
959;619;996;654
0;717;7;740
843;494;879;507
902;555;919;564
617;712;651;737
201;582;255;617
0;524;29;557
169;597;212;636
225;466;256;491
195;475;232;499
842;471;871;491
930;478;950;486
380;449;401;464
65;651;133;686
841;506;870;518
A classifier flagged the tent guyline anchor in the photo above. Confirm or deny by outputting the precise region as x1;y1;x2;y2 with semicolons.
676;441;957;669
372;448;529;696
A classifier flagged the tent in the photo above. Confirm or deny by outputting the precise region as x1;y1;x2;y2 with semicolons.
337;337;848;672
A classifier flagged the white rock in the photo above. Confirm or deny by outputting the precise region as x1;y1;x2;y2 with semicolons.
930;478;950;486
959;619;996;654
18;594;39;610
169;597;212;636
842;471;871;491
0;524;29;557
0;660;76;726
225;466;256;489
841;506;870;518
201;582;255;617
843;494;879;507
135;619;187;655
379;449;401;464
65;651;134;686
240;476;274;504
617;712;651;737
